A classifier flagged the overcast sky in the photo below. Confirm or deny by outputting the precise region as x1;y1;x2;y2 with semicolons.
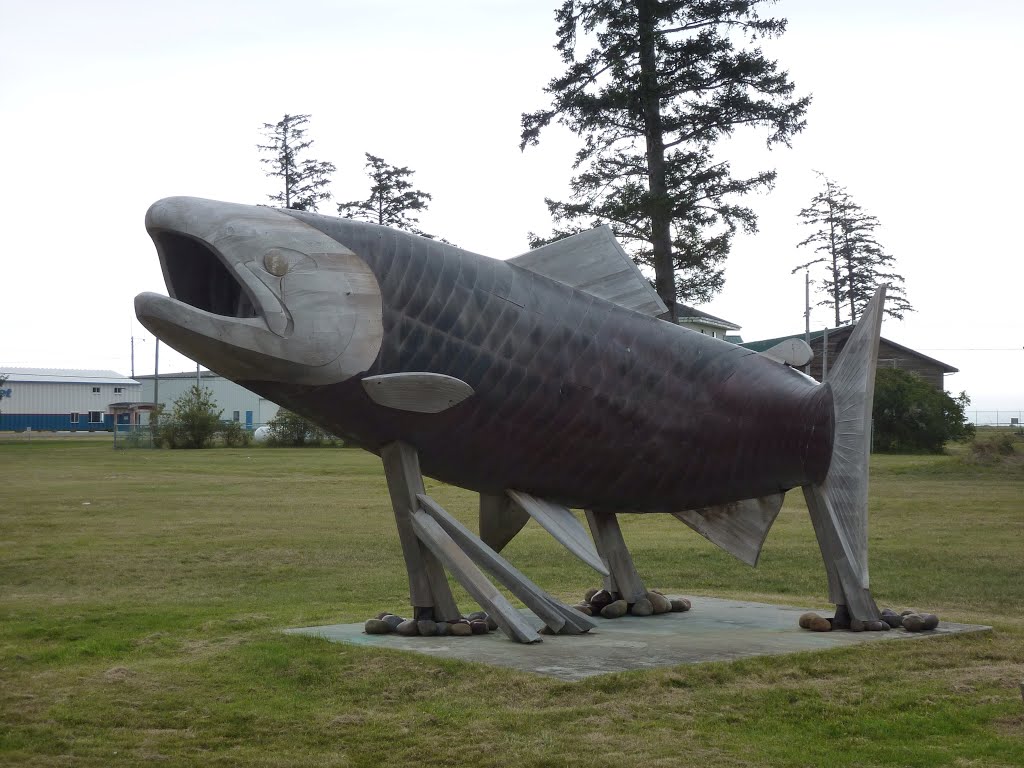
1;0;1020;414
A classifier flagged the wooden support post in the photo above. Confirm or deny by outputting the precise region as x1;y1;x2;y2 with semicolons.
410;510;542;644
418;494;595;634
585;510;647;603
380;442;460;621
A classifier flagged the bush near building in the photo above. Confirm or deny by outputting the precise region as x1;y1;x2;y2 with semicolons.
266;409;329;447
157;385;223;449
872;368;974;454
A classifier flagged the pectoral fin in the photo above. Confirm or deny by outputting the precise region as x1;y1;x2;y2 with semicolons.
672;493;785;566
361;372;474;413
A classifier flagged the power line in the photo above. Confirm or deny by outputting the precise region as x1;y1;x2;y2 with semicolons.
916;348;1022;352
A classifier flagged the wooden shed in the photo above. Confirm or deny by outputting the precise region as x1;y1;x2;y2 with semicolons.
741;327;958;390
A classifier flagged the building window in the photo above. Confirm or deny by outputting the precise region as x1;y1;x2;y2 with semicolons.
88;411;103;423
232;411;240;422
92;386;100;394
70;412;79;423
114;387;123;394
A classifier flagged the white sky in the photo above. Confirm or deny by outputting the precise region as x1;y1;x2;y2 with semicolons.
1;0;1021;413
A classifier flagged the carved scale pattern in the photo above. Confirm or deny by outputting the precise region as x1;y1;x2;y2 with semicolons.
243;213;835;514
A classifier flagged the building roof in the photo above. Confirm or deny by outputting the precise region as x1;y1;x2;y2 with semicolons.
134;370;219;380
739;327;959;373
0;367;139;385
740;329;831;353
672;302;741;331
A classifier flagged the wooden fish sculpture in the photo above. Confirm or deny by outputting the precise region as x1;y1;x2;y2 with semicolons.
136;197;886;642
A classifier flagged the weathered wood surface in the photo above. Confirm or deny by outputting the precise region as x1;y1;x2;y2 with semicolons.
361;372;474;413
418;494;595;634
803;484;880;621
672;493;785;567
141;197;383;386
410;509;542;643
585;510;647;603
479;492;530;553
509;225;667;317
506;490;609;576
380;442;460;620
758;338;813;368
819;286;886;587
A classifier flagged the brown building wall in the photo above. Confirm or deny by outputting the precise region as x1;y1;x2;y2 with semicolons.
809;331;947;390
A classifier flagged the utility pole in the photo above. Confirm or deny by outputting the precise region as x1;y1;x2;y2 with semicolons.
804;269;811;374
153;339;160;419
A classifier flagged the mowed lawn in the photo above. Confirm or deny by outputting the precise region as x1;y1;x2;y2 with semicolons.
1;437;1022;767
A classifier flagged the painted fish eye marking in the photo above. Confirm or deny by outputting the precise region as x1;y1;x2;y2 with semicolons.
263;249;290;276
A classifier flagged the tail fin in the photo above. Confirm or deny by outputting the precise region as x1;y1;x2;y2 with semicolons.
802;286;886;620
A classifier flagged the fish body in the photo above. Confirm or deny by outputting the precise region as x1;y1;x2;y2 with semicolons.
137;198;832;513
136;197;884;625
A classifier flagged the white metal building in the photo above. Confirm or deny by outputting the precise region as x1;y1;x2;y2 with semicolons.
135;371;281;429
0;368;142;432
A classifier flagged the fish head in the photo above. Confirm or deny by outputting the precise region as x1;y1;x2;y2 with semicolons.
134;197;382;385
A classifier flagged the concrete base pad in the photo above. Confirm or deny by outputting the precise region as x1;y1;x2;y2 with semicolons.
286;596;991;681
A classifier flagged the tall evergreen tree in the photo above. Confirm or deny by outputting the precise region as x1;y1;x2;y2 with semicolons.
337;153;440;239
521;0;809;315
794;175;912;325
258;114;336;211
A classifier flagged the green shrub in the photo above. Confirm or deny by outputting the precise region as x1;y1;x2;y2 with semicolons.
266;409;329;447
219;420;252;447
158;385;223;449
966;431;1018;465
872;368;974;454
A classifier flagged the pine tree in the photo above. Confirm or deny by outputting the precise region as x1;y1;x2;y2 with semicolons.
258;114;336;211
794;175;912;325
337;153;440;239
521;0;809;314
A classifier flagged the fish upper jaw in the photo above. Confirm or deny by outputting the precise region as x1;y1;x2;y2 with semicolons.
135;197;383;385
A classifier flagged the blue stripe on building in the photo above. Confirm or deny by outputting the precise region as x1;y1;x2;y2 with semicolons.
0;413;132;431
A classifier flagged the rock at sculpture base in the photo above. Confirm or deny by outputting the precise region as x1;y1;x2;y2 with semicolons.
601;600;628;619
630;598;654;616
647;592;672;614
364;619;391;634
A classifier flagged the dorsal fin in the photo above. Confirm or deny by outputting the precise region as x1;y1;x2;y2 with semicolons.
672;493;785;566
509;226;667;317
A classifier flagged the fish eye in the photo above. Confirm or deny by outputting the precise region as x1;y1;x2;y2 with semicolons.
263;249;290;276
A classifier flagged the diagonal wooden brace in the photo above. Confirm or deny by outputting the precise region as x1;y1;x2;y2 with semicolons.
410;509;542;643
418;493;595;634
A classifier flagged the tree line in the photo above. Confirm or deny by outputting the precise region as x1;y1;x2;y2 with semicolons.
258;114;440;238
260;2;907;327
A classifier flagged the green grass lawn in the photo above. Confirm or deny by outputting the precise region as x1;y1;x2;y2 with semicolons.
1;438;1022;767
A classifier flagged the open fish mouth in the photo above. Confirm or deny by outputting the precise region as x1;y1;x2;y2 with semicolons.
151;229;262;322
134;197;383;385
